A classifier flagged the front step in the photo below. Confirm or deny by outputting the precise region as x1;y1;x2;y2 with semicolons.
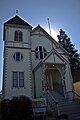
45;91;80;120
58;100;80;120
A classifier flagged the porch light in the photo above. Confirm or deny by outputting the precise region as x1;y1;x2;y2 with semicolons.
53;64;55;67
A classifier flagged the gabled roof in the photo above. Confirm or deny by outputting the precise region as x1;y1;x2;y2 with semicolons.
33;49;68;72
32;25;69;55
4;15;32;28
43;49;68;64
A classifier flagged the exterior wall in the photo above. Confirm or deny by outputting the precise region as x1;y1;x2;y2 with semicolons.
31;33;69;69
3;19;74;100
3;47;32;99
31;30;74;99
5;26;30;43
3;25;33;99
34;66;43;98
31;34;52;69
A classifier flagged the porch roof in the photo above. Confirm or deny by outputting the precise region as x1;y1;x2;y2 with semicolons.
33;49;68;72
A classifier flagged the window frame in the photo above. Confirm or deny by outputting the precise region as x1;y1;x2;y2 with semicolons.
35;46;47;59
13;72;18;88
14;30;23;42
12;72;24;88
19;72;24;87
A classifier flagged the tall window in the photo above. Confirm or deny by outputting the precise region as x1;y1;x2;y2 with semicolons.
13;72;18;87
19;72;24;87
35;46;47;59
13;72;24;88
14;30;23;41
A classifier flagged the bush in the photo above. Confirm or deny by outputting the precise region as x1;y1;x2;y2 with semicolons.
1;96;33;120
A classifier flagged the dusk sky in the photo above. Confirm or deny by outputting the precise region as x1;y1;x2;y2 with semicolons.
0;0;80;90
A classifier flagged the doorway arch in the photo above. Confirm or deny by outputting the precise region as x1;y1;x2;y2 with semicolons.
45;67;63;94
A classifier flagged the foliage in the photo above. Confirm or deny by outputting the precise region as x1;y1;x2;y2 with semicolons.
57;29;80;72
1;96;33;120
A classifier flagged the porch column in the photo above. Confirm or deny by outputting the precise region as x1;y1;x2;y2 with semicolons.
42;63;46;93
50;73;53;90
62;65;66;98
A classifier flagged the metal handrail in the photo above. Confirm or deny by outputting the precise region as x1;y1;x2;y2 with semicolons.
46;90;60;115
47;90;57;103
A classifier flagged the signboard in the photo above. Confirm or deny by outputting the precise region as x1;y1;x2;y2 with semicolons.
32;98;47;116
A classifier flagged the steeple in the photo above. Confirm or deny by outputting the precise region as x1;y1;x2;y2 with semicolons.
3;15;32;40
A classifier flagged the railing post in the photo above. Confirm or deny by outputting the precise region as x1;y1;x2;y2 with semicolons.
56;102;60;116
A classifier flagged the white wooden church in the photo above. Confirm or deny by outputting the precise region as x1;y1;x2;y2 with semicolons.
2;15;74;100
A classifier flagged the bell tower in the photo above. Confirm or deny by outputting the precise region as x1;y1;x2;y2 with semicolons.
3;16;33;99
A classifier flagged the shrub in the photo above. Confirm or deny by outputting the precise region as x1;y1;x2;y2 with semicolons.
1;96;33;120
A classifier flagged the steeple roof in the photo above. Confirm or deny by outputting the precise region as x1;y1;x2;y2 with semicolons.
4;15;32;28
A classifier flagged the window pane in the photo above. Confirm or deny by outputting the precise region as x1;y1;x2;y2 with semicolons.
39;46;42;52
40;52;43;59
13;80;18;87
21;54;23;60
44;52;47;57
19;72;24;79
39;46;47;59
13;54;15;60
15;31;18;41
43;48;46;52
14;30;23;41
43;48;47;58
36;48;38;51
35;48;38;59
35;51;38;59
16;52;20;61
19;72;24;87
13;72;18;79
19;31;23;41
13;72;18;87
19;80;24;87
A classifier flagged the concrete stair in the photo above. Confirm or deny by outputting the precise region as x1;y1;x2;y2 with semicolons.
58;100;80;120
45;91;80;120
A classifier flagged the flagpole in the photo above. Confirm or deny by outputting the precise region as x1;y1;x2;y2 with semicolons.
47;18;54;50
47;18;51;35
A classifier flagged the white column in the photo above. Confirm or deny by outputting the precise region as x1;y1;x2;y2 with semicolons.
50;72;53;90
42;63;46;93
61;65;67;98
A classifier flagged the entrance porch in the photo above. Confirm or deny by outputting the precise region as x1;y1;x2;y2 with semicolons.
42;63;66;97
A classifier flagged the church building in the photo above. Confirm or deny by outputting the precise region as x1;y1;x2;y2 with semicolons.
2;15;74;100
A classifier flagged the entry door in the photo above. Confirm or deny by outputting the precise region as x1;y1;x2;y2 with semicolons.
46;74;52;90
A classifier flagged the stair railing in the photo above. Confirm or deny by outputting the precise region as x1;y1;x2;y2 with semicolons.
44;90;60;115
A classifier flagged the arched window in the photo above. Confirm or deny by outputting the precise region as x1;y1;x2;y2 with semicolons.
14;30;23;41
35;46;47;59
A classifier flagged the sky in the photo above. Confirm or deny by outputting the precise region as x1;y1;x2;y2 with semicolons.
0;0;80;90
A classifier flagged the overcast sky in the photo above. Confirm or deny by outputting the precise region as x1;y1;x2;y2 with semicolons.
0;0;80;90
